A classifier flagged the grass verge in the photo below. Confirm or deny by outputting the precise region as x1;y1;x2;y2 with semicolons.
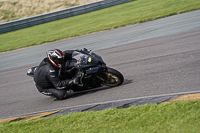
0;100;200;132
0;0;200;52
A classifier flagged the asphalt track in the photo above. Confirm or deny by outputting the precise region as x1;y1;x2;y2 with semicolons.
0;10;200;118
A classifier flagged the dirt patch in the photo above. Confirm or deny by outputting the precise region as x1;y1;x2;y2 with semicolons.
166;93;200;102
0;0;99;23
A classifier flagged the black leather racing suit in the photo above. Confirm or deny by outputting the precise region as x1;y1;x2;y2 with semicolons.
34;50;75;100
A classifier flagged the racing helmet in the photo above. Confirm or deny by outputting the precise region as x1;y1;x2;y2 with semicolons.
47;49;64;68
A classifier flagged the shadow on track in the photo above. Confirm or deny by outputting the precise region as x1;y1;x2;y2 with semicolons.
53;79;133;101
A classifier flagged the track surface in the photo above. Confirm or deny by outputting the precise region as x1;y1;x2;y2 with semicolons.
0;10;200;118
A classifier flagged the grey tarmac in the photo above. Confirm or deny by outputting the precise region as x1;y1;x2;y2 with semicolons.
0;10;200;118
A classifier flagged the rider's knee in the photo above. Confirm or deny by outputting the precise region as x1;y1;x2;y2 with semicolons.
52;89;67;100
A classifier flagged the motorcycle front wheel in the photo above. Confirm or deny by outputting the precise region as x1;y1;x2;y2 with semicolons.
101;67;124;87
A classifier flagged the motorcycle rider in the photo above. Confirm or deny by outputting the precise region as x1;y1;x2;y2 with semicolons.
33;49;81;100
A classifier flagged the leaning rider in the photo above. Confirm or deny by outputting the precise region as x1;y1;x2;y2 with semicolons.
33;49;81;100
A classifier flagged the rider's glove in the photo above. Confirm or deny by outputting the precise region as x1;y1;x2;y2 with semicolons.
73;72;84;86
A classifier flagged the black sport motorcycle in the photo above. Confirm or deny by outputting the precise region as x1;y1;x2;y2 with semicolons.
27;49;124;91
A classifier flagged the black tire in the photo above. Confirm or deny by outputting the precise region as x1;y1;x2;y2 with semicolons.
101;67;124;87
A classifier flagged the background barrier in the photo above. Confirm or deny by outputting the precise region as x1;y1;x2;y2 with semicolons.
0;0;133;34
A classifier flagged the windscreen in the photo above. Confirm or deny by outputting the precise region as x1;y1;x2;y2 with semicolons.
72;51;89;65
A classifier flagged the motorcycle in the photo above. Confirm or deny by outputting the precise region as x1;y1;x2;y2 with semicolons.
27;48;124;92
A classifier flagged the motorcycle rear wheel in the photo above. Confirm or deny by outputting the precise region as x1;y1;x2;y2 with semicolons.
101;67;124;87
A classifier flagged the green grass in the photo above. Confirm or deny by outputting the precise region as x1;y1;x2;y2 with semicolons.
0;0;200;52
1;100;200;133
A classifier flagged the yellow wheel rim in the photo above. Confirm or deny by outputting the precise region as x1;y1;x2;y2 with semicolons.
102;72;121;86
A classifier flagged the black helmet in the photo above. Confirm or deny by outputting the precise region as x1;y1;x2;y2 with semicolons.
47;49;64;68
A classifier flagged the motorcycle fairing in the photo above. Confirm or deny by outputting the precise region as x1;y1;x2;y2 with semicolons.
71;51;106;69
